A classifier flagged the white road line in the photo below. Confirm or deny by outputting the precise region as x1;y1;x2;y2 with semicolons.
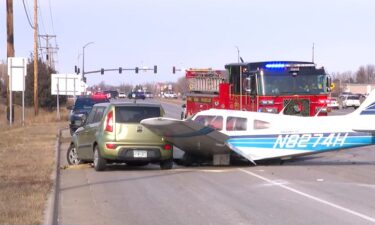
238;168;375;224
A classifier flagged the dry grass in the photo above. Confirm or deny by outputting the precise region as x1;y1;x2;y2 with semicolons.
0;105;69;224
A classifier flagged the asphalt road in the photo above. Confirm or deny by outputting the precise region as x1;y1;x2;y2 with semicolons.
57;100;375;225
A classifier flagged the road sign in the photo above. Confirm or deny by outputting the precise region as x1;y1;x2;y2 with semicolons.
8;57;27;91
51;74;83;95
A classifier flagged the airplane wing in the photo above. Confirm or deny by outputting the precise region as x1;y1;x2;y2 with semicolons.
141;117;231;157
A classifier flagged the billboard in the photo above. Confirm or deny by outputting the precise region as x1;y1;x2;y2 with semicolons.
51;74;84;95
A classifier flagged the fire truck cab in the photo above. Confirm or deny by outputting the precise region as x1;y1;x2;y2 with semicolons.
183;61;331;118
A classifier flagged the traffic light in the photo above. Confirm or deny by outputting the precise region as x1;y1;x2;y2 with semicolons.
75;65;78;74
101;68;104;75
172;66;176;74
154;65;157;74
119;67;122;74
135;67;139;73
82;76;87;83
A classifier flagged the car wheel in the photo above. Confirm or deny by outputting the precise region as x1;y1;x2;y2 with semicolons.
182;153;195;166
93;145;107;171
67;144;82;165
160;159;173;170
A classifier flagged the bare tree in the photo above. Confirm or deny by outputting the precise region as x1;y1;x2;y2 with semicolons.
366;64;375;83
356;66;366;83
175;76;188;94
340;71;355;83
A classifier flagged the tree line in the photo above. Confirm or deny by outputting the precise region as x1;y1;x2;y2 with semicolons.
331;64;375;84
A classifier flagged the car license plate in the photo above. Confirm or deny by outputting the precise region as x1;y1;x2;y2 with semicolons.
133;150;147;158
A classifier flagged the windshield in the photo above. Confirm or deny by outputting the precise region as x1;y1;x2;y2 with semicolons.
260;73;327;96
347;95;359;100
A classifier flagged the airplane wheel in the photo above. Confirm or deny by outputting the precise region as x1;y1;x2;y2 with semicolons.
182;153;195;166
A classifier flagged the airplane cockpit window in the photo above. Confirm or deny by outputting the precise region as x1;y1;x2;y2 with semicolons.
254;119;271;129
226;117;247;131
194;115;223;130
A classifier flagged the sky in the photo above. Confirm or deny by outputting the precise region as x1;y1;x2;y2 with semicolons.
1;0;375;86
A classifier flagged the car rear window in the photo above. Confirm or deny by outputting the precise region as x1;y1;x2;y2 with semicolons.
115;106;161;123
75;97;108;109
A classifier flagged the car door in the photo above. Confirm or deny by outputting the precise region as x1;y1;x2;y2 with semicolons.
76;107;97;160
78;106;106;160
84;106;106;159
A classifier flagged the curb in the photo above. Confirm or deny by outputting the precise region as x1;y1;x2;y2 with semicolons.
43;128;64;225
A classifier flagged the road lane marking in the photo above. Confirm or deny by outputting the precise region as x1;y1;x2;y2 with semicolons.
238;168;375;224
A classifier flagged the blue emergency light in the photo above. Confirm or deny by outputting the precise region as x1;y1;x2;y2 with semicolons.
265;63;287;69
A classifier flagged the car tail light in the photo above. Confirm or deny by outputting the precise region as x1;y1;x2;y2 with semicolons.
163;144;172;150
106;143;116;149
105;111;113;132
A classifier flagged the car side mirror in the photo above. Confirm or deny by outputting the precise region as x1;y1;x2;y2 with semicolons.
75;114;87;127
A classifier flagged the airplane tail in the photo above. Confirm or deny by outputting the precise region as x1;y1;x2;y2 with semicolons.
347;89;375;133
350;89;375;116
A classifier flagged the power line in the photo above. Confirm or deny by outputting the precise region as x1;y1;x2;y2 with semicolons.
48;0;55;34
37;1;47;34
22;0;34;29
37;26;43;61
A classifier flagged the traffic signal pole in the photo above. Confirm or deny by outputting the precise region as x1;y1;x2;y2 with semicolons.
84;65;157;75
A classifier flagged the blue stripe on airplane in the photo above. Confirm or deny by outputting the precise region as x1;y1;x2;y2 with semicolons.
227;132;375;151
360;102;375;115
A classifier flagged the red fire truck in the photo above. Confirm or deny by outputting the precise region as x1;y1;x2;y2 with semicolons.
183;61;331;118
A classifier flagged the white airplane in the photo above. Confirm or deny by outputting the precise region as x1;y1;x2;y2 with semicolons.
141;91;375;165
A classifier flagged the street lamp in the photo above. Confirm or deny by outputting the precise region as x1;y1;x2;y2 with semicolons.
82;41;94;81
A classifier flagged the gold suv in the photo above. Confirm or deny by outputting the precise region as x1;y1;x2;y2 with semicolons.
67;102;173;171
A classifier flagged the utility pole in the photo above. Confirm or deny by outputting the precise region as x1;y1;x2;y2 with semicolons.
39;34;57;69
6;0;15;122
312;43;315;63
235;46;240;63
34;0;39;115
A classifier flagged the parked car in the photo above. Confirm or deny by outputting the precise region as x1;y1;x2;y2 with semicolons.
342;95;361;109
145;91;154;98
163;91;178;99
104;90;119;99
339;92;352;99
67;102;173;171
128;91;146;100
327;97;339;110
118;92;127;98
68;95;109;135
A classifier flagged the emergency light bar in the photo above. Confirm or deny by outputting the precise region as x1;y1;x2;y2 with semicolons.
265;63;315;69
